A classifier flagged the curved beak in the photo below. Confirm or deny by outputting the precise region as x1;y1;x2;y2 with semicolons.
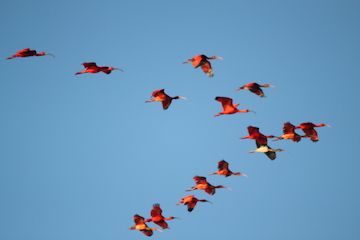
268;85;276;88
241;173;248;178
249;110;256;114
113;68;124;72
325;124;331;128
153;228;163;232
209;56;223;60
45;53;55;57
179;96;187;100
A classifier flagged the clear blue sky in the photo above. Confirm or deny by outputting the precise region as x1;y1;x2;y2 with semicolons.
1;1;359;239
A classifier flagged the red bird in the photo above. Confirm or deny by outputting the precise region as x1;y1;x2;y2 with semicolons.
208;160;248;177
272;122;306;142
176;195;212;212
186;176;231;195
128;214;162;237
240;126;285;160
235;82;275;97
75;62;123;75
295;122;331;142
145;89;186;110
183;54;223;77
239;126;275;144
214;97;255;117
6;48;55;59
145;204;180;229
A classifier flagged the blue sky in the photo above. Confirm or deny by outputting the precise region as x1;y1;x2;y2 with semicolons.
1;1;359;239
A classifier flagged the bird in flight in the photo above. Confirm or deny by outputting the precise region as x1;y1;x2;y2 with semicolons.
208;160;248;177
6;48;55;59
235;82;275;97
145;204;180;229
128;214;162;237
145;89;186;110
75;62;123;75
214;97;255;117
183;54;223;77
176;195;212;212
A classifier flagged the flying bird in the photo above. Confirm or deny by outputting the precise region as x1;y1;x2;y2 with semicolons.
214;97;255;117
248;143;287;160
182;54;223;77
295;122;331;142
145;89;186;110
208;160;248;177
176;195;212;212
186;176;231;195
6;48;55;59
272;122;306;142
240;126;285;160
75;62;123;75
145;204;180;229
239;126;275;145
128;214;162;237
235;82;275;97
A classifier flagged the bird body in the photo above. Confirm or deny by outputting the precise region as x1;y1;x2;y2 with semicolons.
214;97;255;117
145;204;179;229
75;62;123;75
128;214;162;236
183;54;223;77
235;82;275;97
208;160;248;177
6;48;55;59
272;122;305;142
295;122;331;142
145;89;186;110
176;195;212;212
186;176;231;195
248;141;287;160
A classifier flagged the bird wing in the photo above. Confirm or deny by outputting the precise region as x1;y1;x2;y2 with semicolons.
18;48;31;54
200;61;212;74
82;62;98;69
151;204;163;217
249;87;264;96
191;55;203;67
134;215;145;224
141;229;154;236
205;187;215;195
283;122;296;134
151;89;165;97
193;176;207;183
215;97;233;109
162;98;172;110
218;160;228;171
247;126;260;136
154;220;169;229
265;151;276;160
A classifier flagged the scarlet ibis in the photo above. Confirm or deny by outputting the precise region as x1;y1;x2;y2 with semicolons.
75;62;123;75
208;160;248;177
239;126;275;145
186;176;231;195
272;122;306;142
145;89;187;110
214;97;255;117
235;82;275;97
128;214;162;237
295;122;331;142
176;195;212;212
182;54;223;77
6;48;55;59
145;204;180;229
240;126;285;160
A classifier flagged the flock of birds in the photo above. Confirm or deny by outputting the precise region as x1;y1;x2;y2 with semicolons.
7;48;331;237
